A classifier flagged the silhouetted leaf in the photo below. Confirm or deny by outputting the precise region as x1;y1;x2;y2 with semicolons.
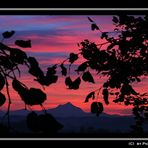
29;67;44;78
15;40;31;48
28;57;39;67
46;75;58;86
91;102;104;116
0;73;5;91
13;81;46;106
75;62;88;72
0;56;16;69
69;53;78;63
35;76;47;86
85;91;95;103
18;89;30;104
38;113;63;133
112;16;119;23
113;94;125;103
101;32;108;39
28;88;47;105
121;84;138;95
121;84;130;95
2;30;15;38
65;77;72;87
46;65;57;76
12;79;25;92
70;77;81;90
65;77;81;89
44;65;58;85
91;23;99;31
0;92;6;107
27;57;44;78
87;17;100;31
118;94;125;102
26;111;39;132
10;48;27;64
82;71;95;83
12;80;30;104
102;88;109;105
124;100;130;106
60;64;67;76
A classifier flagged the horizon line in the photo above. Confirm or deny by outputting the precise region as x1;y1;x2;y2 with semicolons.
0;102;133;116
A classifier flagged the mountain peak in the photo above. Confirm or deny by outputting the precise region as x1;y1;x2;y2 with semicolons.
56;102;80;110
65;102;73;105
48;102;88;117
59;102;75;107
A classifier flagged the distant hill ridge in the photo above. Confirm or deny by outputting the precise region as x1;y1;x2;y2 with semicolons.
9;102;122;117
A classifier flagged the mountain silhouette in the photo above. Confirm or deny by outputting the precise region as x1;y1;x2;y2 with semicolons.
1;102;148;134
10;102;113;118
47;102;92;117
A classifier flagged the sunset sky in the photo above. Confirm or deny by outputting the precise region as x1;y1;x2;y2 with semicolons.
0;15;147;115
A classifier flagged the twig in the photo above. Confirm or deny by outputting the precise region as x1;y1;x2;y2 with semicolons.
96;41;110;47
40;104;47;114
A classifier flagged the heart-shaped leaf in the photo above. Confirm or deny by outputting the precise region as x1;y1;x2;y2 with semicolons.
82;71;95;83
75;62;88;72
15;40;31;48
69;53;78;63
2;30;15;38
